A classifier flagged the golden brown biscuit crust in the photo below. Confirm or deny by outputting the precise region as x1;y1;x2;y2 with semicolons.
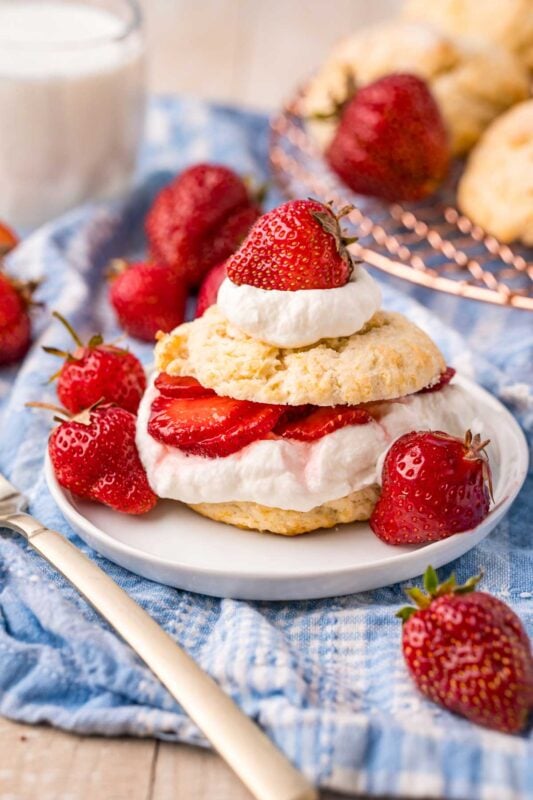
155;307;446;406
458;100;533;245
404;0;533;70
188;485;380;535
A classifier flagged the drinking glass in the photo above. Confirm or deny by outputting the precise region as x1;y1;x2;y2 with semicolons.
0;0;145;229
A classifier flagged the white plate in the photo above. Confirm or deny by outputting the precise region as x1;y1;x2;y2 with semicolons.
45;376;528;601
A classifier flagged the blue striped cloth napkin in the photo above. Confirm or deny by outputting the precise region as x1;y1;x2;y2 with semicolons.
0;97;531;800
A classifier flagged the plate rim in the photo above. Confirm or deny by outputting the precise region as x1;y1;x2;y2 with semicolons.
44;374;529;591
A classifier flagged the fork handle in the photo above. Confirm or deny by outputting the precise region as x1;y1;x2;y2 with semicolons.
5;514;316;800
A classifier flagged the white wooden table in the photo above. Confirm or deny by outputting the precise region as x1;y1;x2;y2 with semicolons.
1;2;400;798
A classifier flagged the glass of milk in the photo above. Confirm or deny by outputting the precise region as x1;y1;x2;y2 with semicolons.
0;0;145;229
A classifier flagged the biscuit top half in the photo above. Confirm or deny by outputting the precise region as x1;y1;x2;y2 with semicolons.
155;306;446;407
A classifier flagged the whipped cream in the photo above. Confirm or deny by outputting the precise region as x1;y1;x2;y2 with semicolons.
137;381;478;512
216;266;381;348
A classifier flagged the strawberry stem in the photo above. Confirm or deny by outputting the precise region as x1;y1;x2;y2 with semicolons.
52;311;83;348
45;312;107;375
242;175;268;207
305;68;357;122
25;401;71;420
4;275;42;308
310;200;359;276
106;258;129;281
42;346;70;359
464;429;494;503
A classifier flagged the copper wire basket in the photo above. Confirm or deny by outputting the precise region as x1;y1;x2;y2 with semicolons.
269;92;533;310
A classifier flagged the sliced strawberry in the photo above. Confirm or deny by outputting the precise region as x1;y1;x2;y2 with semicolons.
148;394;283;456
154;373;216;399
182;405;283;458
149;395;244;446
276;405;314;426
418;366;456;394
274;405;371;441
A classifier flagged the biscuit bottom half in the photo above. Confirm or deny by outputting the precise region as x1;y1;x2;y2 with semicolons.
187;484;381;536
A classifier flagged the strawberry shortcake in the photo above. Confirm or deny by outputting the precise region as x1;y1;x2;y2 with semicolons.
136;199;476;535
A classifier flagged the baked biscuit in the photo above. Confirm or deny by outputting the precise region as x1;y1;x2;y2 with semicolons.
189;485;380;536
404;0;533;71
155;306;446;406
303;21;529;155
458;100;533;245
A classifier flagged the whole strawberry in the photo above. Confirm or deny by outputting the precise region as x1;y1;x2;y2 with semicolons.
195;260;227;317
0;272;37;366
146;163;261;287
48;404;157;514
399;566;533;733
370;429;492;545
108;260;187;341
44;312;146;414
326;74;450;202
226;199;355;290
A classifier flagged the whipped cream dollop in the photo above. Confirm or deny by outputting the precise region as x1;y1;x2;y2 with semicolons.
137;381;479;513
216;265;382;348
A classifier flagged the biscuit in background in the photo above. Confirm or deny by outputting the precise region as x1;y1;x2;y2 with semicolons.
403;0;533;71
303;21;529;156
458;100;533;245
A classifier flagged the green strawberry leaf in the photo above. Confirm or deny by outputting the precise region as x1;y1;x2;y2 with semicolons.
423;565;439;594
435;574;457;597
396;606;418;623
454;572;484;594
405;587;431;609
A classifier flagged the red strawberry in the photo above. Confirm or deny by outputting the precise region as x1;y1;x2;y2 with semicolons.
154;373;216;399
146;164;261;287
398;566;533;733
47;404;157;515
418;366;456;394
195;260;227;317
0;222;18;258
148;392;283;457
326;74;450;202
274;405;371;441
0;272;37;365
370;429;492;545
226;199;356;291
108;260;187;342
44;312;146;414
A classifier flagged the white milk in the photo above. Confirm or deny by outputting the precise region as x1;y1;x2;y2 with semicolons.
0;1;145;228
